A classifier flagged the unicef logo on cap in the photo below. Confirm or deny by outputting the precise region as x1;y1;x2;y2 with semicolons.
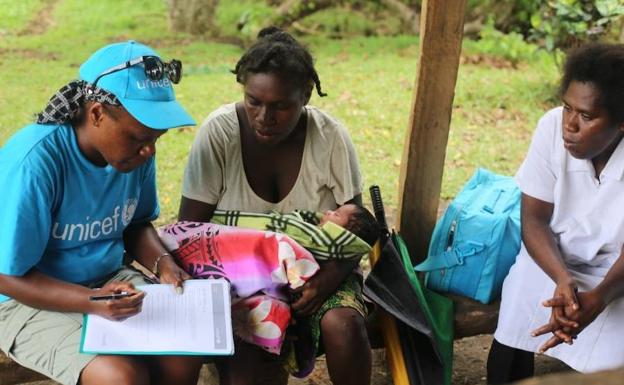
122;198;138;226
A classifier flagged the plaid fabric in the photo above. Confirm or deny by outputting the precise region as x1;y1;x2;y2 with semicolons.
211;210;371;261
36;80;121;124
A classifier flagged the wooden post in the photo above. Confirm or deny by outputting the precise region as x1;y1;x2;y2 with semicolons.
396;0;467;264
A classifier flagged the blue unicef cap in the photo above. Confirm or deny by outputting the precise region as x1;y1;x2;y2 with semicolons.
79;40;195;129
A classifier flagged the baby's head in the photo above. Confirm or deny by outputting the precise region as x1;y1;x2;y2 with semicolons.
319;204;380;247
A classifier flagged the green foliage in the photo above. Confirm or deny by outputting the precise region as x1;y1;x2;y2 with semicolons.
297;2;403;38
471;20;538;66
214;0;274;41
300;5;381;37
528;0;624;50
1;1;561;222
465;0;623;51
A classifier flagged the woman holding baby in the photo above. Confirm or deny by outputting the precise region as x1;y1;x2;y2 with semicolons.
178;26;371;385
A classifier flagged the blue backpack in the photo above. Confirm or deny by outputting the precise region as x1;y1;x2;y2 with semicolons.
415;168;521;304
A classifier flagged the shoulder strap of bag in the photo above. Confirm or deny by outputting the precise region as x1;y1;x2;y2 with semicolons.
414;241;485;272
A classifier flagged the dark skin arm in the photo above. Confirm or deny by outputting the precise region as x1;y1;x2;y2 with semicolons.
290;258;359;316
123;221;192;292
520;193;579;345
0;271;144;321
178;196;216;222
593;251;624;304
0;222;193;320
0;223;190;320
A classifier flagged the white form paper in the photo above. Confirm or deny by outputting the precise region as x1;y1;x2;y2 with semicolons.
80;279;233;355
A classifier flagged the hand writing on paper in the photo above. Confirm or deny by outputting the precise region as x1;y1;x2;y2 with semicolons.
89;281;145;321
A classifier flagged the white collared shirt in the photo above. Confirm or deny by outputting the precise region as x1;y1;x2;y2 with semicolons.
495;107;624;372
516;106;624;271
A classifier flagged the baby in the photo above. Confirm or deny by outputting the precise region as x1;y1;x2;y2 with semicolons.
318;204;379;243
158;204;379;356
211;203;380;261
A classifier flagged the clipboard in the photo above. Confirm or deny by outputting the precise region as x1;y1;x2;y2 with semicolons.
80;279;234;355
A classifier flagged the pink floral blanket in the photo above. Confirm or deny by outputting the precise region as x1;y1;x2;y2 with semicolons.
158;221;320;354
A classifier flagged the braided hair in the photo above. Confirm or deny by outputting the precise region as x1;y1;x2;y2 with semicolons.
233;26;327;98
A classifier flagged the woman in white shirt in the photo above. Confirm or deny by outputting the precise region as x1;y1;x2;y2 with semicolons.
488;44;624;384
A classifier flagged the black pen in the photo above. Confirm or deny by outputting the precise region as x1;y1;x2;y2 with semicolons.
89;292;133;301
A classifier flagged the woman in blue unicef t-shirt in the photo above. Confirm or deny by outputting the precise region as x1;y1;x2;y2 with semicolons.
0;41;204;385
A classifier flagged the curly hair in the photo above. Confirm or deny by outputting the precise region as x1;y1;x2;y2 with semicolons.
232;26;327;97
560;44;624;124
345;205;380;247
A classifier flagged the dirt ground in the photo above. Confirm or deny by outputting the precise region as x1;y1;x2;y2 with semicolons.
287;335;569;385
23;334;569;385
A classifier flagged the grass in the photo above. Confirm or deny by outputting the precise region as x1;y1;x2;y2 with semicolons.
0;0;45;31
0;1;561;224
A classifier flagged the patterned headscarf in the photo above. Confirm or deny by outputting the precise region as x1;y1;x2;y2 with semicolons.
36;80;122;125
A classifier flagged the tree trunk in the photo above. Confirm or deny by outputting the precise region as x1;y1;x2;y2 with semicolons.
167;0;219;36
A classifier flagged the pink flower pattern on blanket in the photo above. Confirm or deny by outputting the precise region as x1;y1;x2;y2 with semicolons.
159;221;320;354
231;295;291;354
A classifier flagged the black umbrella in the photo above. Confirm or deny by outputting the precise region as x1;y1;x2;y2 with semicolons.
364;186;453;385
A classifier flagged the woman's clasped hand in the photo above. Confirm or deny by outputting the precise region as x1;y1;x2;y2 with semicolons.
532;284;607;353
